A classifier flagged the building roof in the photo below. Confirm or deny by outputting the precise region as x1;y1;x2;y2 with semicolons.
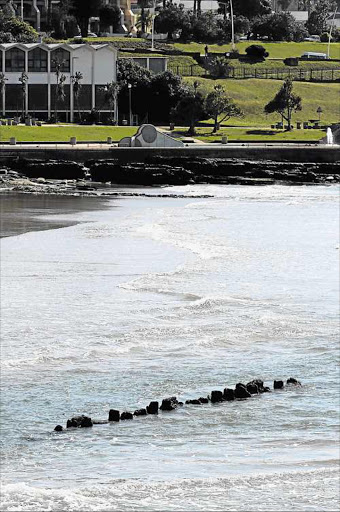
0;42;118;54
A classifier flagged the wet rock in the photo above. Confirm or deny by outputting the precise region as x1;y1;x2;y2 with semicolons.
263;386;271;392
108;409;120;422
54;425;63;431
199;397;209;404
160;397;178;411
178;402;184;406
66;415;93;428
146;401;159;414
185;399;201;405
92;420;108;425
134;408;147;416
287;377;301;386
120;412;133;420
234;383;251;399
210;390;223;403
274;380;284;389
223;388;235;401
246;383;259;395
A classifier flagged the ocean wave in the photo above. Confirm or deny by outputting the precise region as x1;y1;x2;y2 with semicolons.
1;467;339;511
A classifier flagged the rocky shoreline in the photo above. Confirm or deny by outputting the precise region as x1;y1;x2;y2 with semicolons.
1;157;339;196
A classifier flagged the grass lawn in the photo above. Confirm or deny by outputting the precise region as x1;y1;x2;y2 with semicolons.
184;77;340;126
174;41;340;59
177;126;326;142
0;125;136;143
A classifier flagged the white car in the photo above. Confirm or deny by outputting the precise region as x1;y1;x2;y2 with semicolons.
304;35;321;42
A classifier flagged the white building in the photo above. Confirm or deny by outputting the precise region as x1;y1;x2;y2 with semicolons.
0;43;117;121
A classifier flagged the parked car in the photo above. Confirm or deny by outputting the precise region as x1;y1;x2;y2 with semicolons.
301;51;328;60
304;35;321;42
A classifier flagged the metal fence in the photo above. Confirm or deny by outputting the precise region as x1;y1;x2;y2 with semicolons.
168;64;340;82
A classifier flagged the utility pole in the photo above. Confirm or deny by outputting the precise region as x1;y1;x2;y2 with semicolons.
230;0;235;51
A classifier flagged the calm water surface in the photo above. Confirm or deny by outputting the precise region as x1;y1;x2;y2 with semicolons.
1;185;339;511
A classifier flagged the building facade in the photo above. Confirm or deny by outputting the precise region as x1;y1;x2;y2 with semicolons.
0;43;118;120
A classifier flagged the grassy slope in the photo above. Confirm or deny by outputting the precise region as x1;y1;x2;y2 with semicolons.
0;125;136;143
175;127;326;142
185;77;340;126
174;41;340;59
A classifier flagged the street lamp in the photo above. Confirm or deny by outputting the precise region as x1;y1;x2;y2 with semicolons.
317;106;323;122
128;83;132;126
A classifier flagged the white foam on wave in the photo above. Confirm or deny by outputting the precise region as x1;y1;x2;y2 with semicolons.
1;467;339;511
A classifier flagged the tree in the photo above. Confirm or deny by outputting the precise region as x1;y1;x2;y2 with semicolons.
245;44;269;59
0;72;8;113
171;81;205;136
306;0;336;35
154;3;191;39
233;0;271;18
264;79;302;131
206;56;232;78
71;71;83;122
205;85;243;133
53;60;67;122
103;81;120;123
18;72;28;119
0;13;38;42
99;4;121;32
117;59;152;120
70;0;103;37
252;12;308;41
149;70;185;122
137;0;153;34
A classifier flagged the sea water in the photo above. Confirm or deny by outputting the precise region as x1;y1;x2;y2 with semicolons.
1;185;339;511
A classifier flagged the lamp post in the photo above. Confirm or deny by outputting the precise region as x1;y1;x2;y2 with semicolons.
21;0;24;20
317;106;323;123
151;0;157;52
128;83;132;126
230;0;235;51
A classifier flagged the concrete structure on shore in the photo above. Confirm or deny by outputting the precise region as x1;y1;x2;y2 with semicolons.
0;43;117;121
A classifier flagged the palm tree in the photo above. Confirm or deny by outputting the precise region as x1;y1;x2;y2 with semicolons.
71;71;83;123
53;59;67;122
103;81;120;124
18;72;28;121
0;72;8;116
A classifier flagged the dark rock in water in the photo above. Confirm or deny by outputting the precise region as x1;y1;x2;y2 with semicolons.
146;401;159;414
186;399;201;405
234;383;252;399
287;377;301;386
66;415;93;428
120;412;133;420
134;408;147;416
223;388;235;401
263;386;271;392
108;409;120;422
54;425;63;431
246;383;259;395
160;397;178;411
178;402;184;406
274;380;284;389
80;416;93;428
92;420;108;425
247;379;264;390
210;390;223;403
199;397;209;404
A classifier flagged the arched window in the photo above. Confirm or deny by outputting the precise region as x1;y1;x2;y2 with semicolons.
51;49;70;73
28;48;48;72
5;48;25;72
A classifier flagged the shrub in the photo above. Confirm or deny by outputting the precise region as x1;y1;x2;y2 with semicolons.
320;32;332;42
245;44;269;59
